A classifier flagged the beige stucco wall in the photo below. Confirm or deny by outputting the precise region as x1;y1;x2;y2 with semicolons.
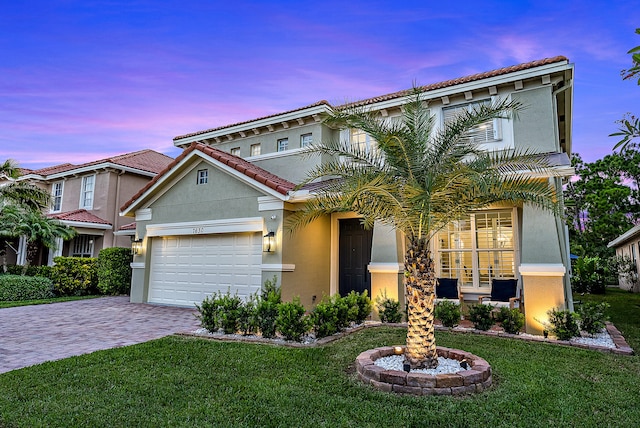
280;214;331;307
520;273;566;334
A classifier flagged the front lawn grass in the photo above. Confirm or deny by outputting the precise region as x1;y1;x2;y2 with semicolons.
0;295;101;309
1;318;639;427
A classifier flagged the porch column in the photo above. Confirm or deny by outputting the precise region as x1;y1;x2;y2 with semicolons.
47;237;63;266
16;236;27;265
368;222;404;320
519;263;566;335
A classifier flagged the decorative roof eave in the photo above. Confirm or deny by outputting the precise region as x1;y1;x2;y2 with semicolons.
173;102;333;147
337;58;573;112
18;162;158;181
608;224;640;248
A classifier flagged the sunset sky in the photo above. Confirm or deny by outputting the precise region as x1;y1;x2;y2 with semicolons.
1;0;638;169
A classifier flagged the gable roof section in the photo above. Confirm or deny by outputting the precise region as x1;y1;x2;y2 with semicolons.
173;56;569;142
120;143;296;215
19;150;174;181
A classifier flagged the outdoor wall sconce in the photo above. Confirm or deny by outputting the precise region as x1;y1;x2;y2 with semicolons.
263;231;275;253
131;238;143;255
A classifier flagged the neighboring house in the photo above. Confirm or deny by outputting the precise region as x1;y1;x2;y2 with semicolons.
607;226;640;291
10;150;173;266
121;56;575;334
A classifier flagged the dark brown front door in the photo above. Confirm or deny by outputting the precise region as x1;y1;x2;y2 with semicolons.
339;218;373;296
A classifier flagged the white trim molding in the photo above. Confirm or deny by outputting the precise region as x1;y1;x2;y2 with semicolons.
368;263;404;274
130;262;145;269
261;264;296;272
519;263;566;277
146;217;264;237
135;208;152;221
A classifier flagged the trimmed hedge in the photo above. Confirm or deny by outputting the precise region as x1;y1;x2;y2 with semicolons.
51;257;98;296
0;275;54;301
2;264;53;279
97;247;132;295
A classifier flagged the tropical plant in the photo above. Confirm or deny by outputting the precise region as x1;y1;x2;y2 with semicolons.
0;206;76;274
375;292;404;323
495;306;525;334
611;28;640;151
576;302;610;335
468;303;495;331
0;159;50;211
288;87;560;368
434;300;461;328
546;308;580;340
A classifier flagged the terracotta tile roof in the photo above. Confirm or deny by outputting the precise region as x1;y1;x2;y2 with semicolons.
48;209;111;225
24;150;174;178
173;100;331;141
173;57;569;140
121;143;296;213
119;222;137;231
337;56;569;109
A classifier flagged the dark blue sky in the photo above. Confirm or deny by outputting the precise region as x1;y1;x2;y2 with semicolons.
1;0;637;168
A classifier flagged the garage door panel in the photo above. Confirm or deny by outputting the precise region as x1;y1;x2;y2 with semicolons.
149;232;262;307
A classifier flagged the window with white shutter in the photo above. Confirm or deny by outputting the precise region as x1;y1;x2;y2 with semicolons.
442;100;501;144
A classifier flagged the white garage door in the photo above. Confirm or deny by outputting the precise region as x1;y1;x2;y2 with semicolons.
148;232;262;307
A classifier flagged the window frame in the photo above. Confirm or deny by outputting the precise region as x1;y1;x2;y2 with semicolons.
442;99;502;144
277;138;289;152
72;235;94;258
230;147;241;156
79;175;95;210
51;181;64;212
197;169;209;185
300;133;313;148
436;208;518;291
250;143;261;157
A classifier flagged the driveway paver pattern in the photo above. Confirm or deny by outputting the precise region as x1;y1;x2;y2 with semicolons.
0;296;200;374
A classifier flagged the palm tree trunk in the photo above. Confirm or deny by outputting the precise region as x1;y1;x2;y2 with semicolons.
404;237;438;369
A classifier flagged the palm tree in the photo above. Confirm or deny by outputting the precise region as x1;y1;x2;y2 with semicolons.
0;206;76;274
0;159;50;211
289;88;561;369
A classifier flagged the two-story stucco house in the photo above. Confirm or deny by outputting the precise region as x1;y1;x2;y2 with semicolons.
9;150;173;266
121;56;575;334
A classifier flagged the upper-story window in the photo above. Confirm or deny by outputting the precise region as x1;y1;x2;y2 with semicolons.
442;100;501;144
301;133;313;148
51;181;63;212
197;169;208;185
250;143;261;157
277;138;289;152
80;175;95;209
230;147;241;156
350;129;377;153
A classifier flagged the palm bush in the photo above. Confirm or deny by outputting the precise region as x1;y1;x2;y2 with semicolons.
289;87;561;368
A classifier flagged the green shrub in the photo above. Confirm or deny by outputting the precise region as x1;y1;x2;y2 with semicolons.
276;298;310;341
311;295;341;338
495;307;525;335
343;290;372;324
468;303;495;331
0;275;54;301
256;277;281;339
577;302;610;335
96;247;132;295
51;257;98;296
573;256;607;294
3;264;53;279
547;308;580;340
375;293;404;323
218;292;243;334
435;300;461;328
195;293;222;333
237;296;259;336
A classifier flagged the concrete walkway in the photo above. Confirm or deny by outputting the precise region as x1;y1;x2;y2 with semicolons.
0;296;200;374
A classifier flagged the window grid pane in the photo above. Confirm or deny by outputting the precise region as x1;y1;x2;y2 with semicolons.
250;144;261;156
301;133;312;147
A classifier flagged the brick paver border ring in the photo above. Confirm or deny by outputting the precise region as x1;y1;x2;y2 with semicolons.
355;346;492;396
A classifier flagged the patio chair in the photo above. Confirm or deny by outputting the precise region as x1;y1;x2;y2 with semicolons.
435;278;463;305
478;278;521;310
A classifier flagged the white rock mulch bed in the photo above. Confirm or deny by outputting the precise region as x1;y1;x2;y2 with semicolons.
374;354;467;374
570;329;615;348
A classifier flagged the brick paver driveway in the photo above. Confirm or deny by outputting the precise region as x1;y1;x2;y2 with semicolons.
0;296;200;374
